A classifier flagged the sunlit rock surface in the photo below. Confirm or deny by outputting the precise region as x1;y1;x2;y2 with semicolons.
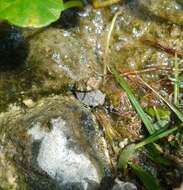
28;117;100;189
0;96;111;189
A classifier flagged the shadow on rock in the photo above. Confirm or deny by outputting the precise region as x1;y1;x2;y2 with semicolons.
0;23;28;71
52;8;79;29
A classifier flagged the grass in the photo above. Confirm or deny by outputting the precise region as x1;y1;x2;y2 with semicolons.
138;76;183;123
111;66;182;190
104;11;183;190
103;11;122;76
112;67;156;135
173;54;180;107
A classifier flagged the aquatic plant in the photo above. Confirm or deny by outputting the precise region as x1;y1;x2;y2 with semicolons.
112;67;183;190
0;0;82;27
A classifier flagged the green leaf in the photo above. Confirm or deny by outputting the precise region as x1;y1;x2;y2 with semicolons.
111;67;155;134
118;144;136;169
130;163;161;190
0;0;82;27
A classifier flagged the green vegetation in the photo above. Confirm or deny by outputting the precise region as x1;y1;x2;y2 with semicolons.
0;0;82;27
130;163;160;190
112;65;182;190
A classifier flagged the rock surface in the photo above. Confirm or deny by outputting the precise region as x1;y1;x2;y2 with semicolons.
112;180;137;190
0;6;109;111
0;95;111;190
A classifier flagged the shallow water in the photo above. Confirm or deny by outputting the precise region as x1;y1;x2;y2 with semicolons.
0;0;183;189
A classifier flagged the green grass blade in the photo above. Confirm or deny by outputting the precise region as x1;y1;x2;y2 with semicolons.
118;144;136;169
130;163;161;190
135;127;178;149
173;55;180;107
139;77;183;123
111;68;155;134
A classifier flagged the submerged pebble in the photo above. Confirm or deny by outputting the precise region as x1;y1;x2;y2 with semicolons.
112;179;137;190
76;90;105;107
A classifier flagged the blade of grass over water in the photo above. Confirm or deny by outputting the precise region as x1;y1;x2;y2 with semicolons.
138;76;183;123
104;11;122;76
130;163;161;190
118;144;136;169
111;67;155;134
118;127;177;169
135;127;177;149
173;54;180;107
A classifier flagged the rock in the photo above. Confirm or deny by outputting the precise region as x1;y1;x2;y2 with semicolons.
22;98;35;108
0;95;111;190
27;27;101;83
112;180;137;190
174;183;183;190
0;7;110;110
28;117;100;189
76;90;105;107
25;5;110;93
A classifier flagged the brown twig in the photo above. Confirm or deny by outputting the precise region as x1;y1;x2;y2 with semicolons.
140;37;183;59
121;66;172;76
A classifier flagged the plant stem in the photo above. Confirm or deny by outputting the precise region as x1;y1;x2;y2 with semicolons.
173;54;179;107
104;11;122;76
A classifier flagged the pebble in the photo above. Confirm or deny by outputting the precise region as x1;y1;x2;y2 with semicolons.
76;90;105;107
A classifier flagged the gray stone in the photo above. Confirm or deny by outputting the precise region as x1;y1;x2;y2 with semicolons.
76;90;105;107
112;181;137;190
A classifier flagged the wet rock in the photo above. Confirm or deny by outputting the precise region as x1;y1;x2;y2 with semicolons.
27;27;100;83
28;117;100;190
0;95;111;190
0;7;109;110
25;6;109;92
76;90;105;107
112;180;137;190
0;151;18;189
139;0;183;25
